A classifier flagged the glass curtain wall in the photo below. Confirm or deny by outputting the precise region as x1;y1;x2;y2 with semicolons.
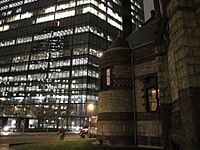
0;0;143;130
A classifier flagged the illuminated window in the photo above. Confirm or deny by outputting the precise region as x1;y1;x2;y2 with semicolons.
53;29;73;37
12;54;29;63
0;39;15;47
77;0;90;6
21;12;33;19
75;26;89;33
107;17;122;30
16;8;21;13
147;88;159;111
106;68;111;86
73;45;88;55
2;12;6;16
7;14;20;22
36;14;54;23
24;0;37;4
45;6;56;13
16;36;32;44
112;0;121;5
9;1;23;8
72;58;88;66
0;20;3;25
50;60;70;68
72;68;88;77
31;53;48;61
56;1;75;10
0;0;10;5
34;32;52;41
11;64;28;72
77;5;106;20
134;1;141;9
55;9;75;19
89;48;102;58
0;5;8;11
143;76;160;112
107;8;122;22
88;69;99;78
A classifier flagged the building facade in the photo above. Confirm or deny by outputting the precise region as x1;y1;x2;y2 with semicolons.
98;0;200;149
0;0;144;130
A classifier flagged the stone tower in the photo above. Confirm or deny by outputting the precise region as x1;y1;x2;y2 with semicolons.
97;34;135;145
97;0;135;145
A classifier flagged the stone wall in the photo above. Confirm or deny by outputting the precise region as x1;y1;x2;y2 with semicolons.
133;44;164;147
98;47;135;145
167;0;200;149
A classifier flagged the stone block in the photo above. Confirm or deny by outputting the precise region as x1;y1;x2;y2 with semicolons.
137;121;162;137
98;90;133;113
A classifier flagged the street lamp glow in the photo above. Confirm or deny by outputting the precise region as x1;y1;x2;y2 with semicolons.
87;103;95;111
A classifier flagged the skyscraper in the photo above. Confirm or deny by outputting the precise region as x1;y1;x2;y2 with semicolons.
0;0;144;130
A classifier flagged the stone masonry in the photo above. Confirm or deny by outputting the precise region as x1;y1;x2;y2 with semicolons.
167;0;200;149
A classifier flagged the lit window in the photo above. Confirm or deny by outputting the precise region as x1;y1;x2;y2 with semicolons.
9;1;23;8
106;68;111;85
89;48;102;58
16;36;32;44
16;8;21;13
78;5;106;20
107;17;122;30
107;8;122;22
77;0;88;5
34;32;52;41
135;1;141;9
21;12;33;19
36;14;54;23
24;0;37;4
112;0;121;5
72;58;88;66
2;12;6;16
56;1;75;10
55;9;75;19
147;88;159;111
53;29;73;37
143;76;160;112
75;26;89;33
0;5;8;11
45;6;55;13
0;39;15;47
0;0;10;5
89;26;104;37
7;14;20;22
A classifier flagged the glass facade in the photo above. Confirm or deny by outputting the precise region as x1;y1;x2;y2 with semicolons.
0;0;144;130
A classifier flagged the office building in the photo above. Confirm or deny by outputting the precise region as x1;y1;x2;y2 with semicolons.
0;0;144;130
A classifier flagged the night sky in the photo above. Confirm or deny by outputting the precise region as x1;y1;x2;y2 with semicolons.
143;0;154;21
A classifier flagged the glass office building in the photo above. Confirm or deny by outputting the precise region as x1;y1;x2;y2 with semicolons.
0;0;144;130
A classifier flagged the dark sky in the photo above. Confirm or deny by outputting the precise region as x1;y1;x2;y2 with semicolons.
143;0;154;21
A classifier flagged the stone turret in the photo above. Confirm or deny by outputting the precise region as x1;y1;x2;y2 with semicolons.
97;33;135;145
